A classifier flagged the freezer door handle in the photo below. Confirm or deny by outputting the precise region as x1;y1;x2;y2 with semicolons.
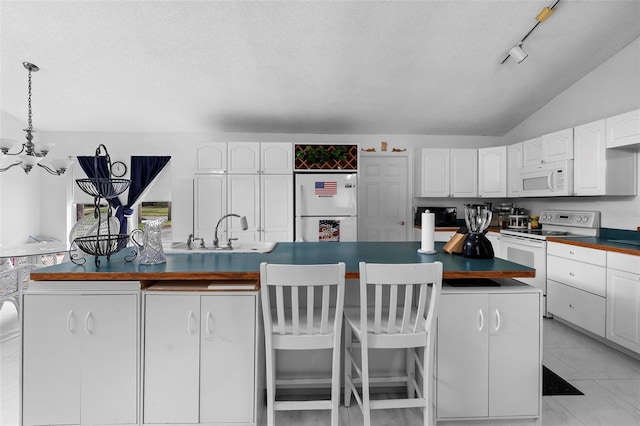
345;183;355;188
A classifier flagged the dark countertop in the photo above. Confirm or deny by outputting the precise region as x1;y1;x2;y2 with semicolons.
30;241;535;281
547;236;640;256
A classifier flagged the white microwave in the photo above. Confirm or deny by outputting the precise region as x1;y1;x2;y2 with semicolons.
518;160;574;197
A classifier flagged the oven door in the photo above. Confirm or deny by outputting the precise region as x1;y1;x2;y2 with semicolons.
501;234;548;315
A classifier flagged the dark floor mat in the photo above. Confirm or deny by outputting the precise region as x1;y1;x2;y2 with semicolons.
543;365;584;396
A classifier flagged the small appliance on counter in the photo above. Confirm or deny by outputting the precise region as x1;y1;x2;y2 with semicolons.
490;203;513;229
414;207;457;227
462;204;494;259
508;206;528;229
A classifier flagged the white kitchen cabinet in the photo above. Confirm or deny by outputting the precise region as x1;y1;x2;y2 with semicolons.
436;286;540;420
415;148;477;197
416;148;450;197
450;148;477;197
523;129;573;166
197;142;293;175
228;142;261;174
143;292;259;425
546;242;607;336
606;109;640;150
261;142;293;174
607;252;640;354
574;119;637;196
195;175;227;241
478;146;507;197
507;142;523;197
196;143;227;173
228;174;261;241
261;174;294;241
22;291;138;426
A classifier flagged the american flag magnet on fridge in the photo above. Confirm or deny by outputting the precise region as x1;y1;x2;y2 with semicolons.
315;181;337;196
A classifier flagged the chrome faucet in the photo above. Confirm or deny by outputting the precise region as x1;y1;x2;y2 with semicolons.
187;234;205;249
213;214;248;249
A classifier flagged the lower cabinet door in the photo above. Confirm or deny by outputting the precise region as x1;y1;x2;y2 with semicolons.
144;294;201;424
488;293;540;417
607;268;640;353
437;293;489;418
22;295;81;426
200;295;256;424
81;294;138;425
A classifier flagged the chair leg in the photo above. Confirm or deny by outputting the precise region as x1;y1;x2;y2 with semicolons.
331;335;341;426
422;343;433;426
343;320;352;408
406;347;416;398
361;341;371;426
265;347;276;426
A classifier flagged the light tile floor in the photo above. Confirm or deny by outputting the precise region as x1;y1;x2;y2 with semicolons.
2;306;640;426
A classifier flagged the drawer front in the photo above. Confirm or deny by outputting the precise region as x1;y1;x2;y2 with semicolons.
547;242;606;266
547;280;605;337
547;255;607;296
608;251;640;275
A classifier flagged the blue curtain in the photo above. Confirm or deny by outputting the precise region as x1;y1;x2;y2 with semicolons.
78;155;171;234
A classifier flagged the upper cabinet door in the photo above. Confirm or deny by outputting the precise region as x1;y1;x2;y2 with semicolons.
450;149;477;198
542;128;573;162
196;143;227;173
261;142;293;174
522;138;543;166
417;148;450;197
478;146;507;198
507;142;523;197
606;109;640;149
574;119;606;196
228;142;260;174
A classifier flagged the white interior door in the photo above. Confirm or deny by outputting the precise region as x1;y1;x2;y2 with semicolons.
358;154;410;241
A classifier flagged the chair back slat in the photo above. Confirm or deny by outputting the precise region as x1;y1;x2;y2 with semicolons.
374;284;383;334
387;284;398;334
413;284;428;333
291;286;300;334
400;284;413;334
306;285;314;334
320;285;330;334
275;285;286;335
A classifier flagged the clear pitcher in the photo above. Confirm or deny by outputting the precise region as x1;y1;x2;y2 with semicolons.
131;218;167;264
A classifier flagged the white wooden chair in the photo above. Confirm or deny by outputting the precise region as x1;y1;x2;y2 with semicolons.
260;262;346;426
344;261;443;426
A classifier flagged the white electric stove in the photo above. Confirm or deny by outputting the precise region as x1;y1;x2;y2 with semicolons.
500;210;600;316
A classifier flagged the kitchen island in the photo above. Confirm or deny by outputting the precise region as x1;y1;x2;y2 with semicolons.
23;242;540;426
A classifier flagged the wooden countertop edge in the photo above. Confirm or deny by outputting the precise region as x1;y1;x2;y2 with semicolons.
546;237;640;256
30;270;535;281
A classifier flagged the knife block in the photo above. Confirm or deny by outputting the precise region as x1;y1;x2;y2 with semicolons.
443;233;466;254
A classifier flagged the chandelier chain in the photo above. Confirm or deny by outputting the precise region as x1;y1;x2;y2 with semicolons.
27;68;33;131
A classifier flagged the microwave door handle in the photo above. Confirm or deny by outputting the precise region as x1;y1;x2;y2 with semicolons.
547;171;554;192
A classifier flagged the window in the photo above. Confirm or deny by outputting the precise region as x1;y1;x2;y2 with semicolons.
138;201;172;245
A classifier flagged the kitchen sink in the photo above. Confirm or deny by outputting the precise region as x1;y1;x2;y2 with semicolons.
166;241;277;254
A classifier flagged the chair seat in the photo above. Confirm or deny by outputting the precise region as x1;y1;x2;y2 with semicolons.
344;308;427;349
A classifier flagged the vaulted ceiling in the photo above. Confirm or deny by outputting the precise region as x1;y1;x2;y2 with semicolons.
1;0;639;136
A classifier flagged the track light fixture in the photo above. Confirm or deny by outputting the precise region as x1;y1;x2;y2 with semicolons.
501;0;560;64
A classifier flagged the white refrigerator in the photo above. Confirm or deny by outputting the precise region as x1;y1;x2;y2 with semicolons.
294;173;358;242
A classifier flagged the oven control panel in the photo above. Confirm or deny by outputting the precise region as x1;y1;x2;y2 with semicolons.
539;210;600;228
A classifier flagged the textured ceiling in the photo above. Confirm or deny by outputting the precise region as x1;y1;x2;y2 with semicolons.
1;0;639;136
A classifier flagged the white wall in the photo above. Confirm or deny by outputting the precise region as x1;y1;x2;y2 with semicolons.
501;37;640;230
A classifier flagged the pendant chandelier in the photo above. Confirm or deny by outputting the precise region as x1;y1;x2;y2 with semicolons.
0;62;72;175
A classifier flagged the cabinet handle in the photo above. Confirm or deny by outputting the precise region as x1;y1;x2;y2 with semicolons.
569;272;575;277
85;312;93;334
478;309;484;332
569;250;575;255
569;304;575;308
67;311;75;333
206;311;213;335
495;309;502;332
400;221;405;226
187;311;196;334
